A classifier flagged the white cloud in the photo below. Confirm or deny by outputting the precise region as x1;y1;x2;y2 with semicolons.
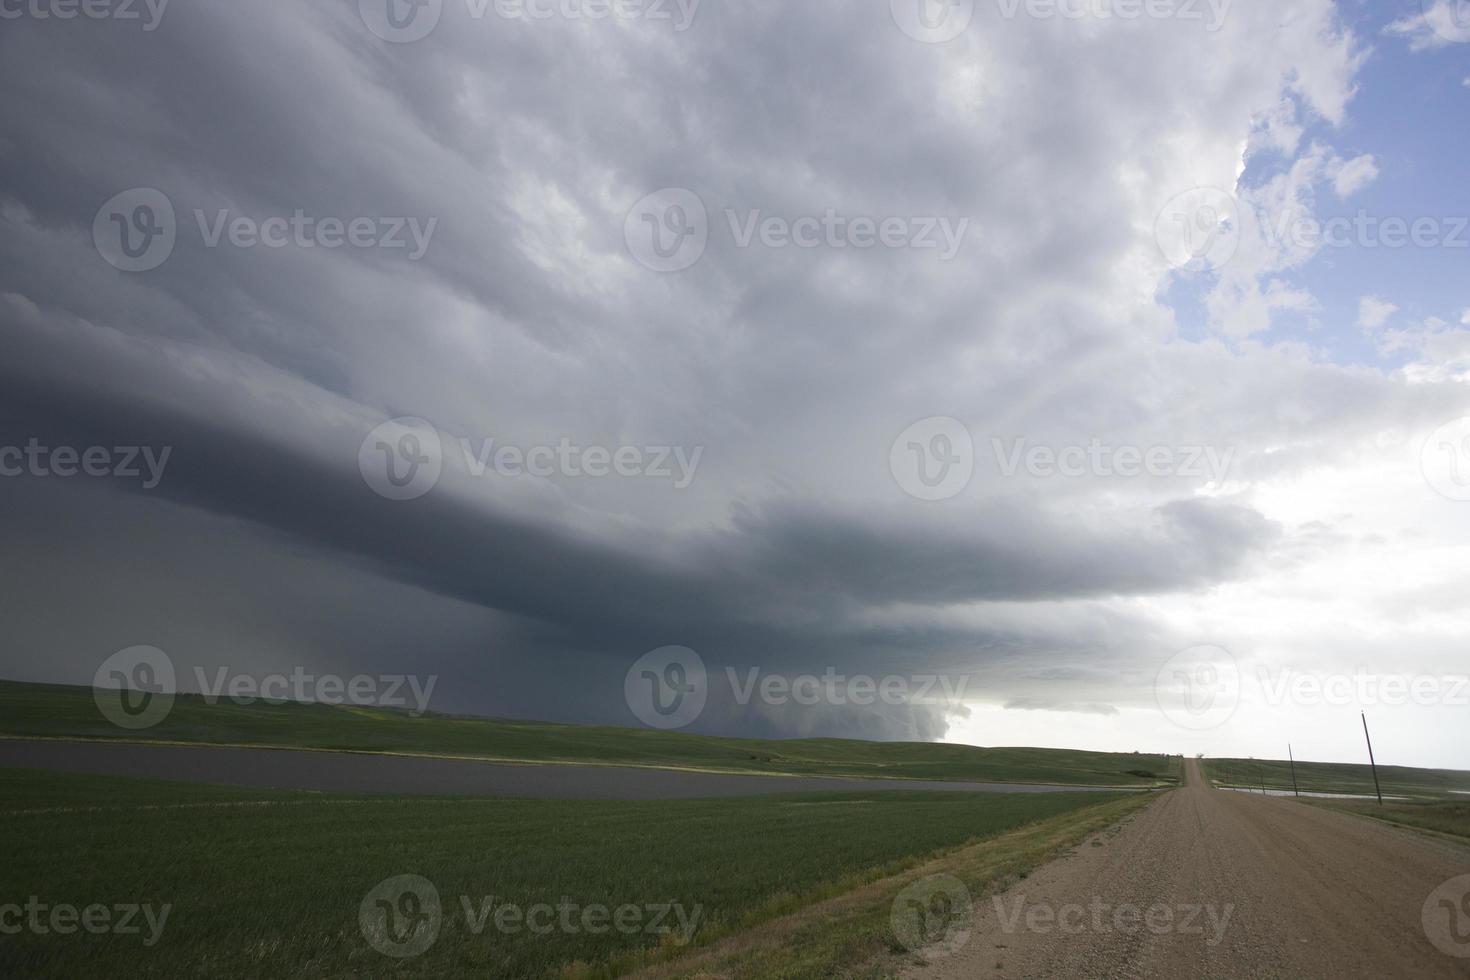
1387;2;1470;50
1328;153;1379;197
1357;296;1398;331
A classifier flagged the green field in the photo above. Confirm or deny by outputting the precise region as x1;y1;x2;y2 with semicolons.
1201;756;1470;800
0;768;1133;979
0;680;1179;787
1307;798;1470;841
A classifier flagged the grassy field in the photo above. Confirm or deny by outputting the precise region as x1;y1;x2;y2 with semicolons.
0;767;1139;979
0;680;1179;787
1306;798;1470;841
1201;756;1470;800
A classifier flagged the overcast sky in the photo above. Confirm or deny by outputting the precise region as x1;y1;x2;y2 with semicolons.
2;0;1468;768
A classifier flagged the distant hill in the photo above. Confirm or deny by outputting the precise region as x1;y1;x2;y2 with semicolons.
0;678;1178;787
1204;755;1470;800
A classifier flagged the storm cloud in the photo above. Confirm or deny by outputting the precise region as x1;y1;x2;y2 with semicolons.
3;0;1469;759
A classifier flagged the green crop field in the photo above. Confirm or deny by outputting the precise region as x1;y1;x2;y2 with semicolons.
0;768;1133;979
0;680;1179;787
1201;756;1470;800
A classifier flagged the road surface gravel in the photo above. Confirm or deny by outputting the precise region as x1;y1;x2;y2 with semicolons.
904;758;1470;979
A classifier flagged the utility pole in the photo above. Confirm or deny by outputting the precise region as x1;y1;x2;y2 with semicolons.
1361;712;1383;805
1288;744;1300;798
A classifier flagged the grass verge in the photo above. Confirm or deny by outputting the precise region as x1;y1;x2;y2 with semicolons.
1302;798;1470;842
623;792;1158;980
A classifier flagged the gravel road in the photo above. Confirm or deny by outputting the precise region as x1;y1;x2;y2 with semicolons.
904;758;1470;979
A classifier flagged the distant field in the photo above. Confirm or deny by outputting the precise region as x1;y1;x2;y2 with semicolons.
0;768;1133;979
0;680;1179;787
1201;756;1470;800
